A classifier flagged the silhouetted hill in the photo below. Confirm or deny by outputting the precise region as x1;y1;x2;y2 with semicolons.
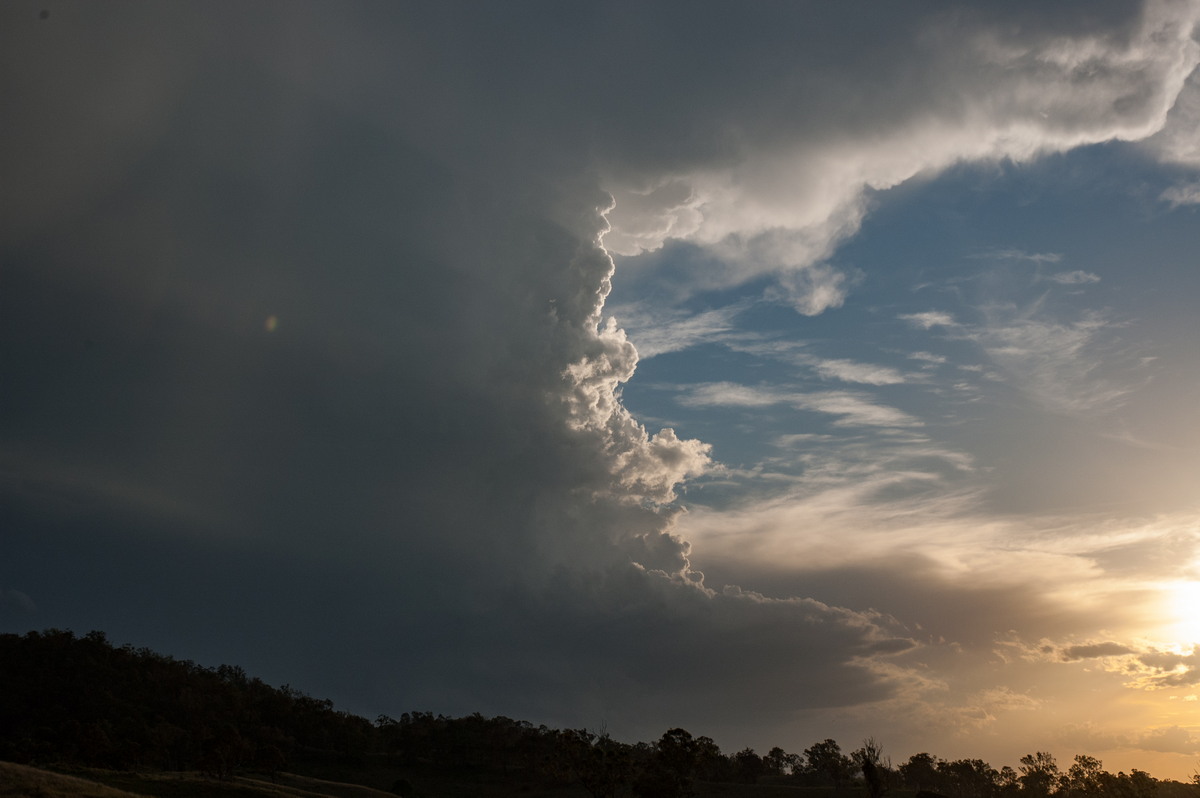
0;629;371;775
3;629;1197;798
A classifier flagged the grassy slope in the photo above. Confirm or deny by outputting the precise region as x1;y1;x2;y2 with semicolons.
2;762;601;798
3;760;845;797
1;762;148;798
1;763;404;798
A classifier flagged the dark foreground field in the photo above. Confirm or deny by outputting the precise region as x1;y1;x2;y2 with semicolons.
2;760;854;798
2;762;396;798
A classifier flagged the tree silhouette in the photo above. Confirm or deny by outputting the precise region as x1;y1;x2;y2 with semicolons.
902;752;942;793
1063;755;1106;798
633;728;698;798
805;738;855;791
693;735;732;782
1020;752;1062;798
855;737;891;798
734;747;767;784
765;745;800;776
557;728;633;798
938;758;999;798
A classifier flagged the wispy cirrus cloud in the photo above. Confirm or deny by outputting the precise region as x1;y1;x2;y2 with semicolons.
909;351;948;365
1160;181;1200;207
809;358;907;386
971;306;1139;415
899;311;958;329
1045;270;1101;285
970;248;1063;264
898;285;1140;416
794;391;922;428
679;382;789;409
606;300;751;359
966;250;1101;287
722;339;910;386
679;382;921;428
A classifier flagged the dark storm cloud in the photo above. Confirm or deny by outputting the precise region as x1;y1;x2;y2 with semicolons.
1;0;807;726
386;567;915;737
2;0;1198;746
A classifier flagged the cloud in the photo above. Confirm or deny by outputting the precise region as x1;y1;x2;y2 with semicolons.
972;249;1064;264
679;383;920;428
1061;642;1138;660
605;301;749;359
1160;181;1200;207
765;261;853;316
793;392;922;428
909;686;1045;732
717;339;909;386
562;317;713;505
599;180;703;256
1011;636;1200;692
967;252;1101;286
479;567;922;731
896;296;1143;417
900;311;959;329
5;0;1200;766
1134;725;1200;754
1046;270;1102;285
1131;646;1200;687
909;351;948;365
679;382;790;409
1055;723;1200;756
969;251;1101;286
1144;63;1200;166
600;0;1200;297
0;2;960;740
970;307;1139;415
679;445;994;581
810;359;907;386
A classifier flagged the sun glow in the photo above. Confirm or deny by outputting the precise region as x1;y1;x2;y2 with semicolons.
1164;580;1200;644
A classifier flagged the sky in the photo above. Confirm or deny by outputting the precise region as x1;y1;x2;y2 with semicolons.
3;0;1200;780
